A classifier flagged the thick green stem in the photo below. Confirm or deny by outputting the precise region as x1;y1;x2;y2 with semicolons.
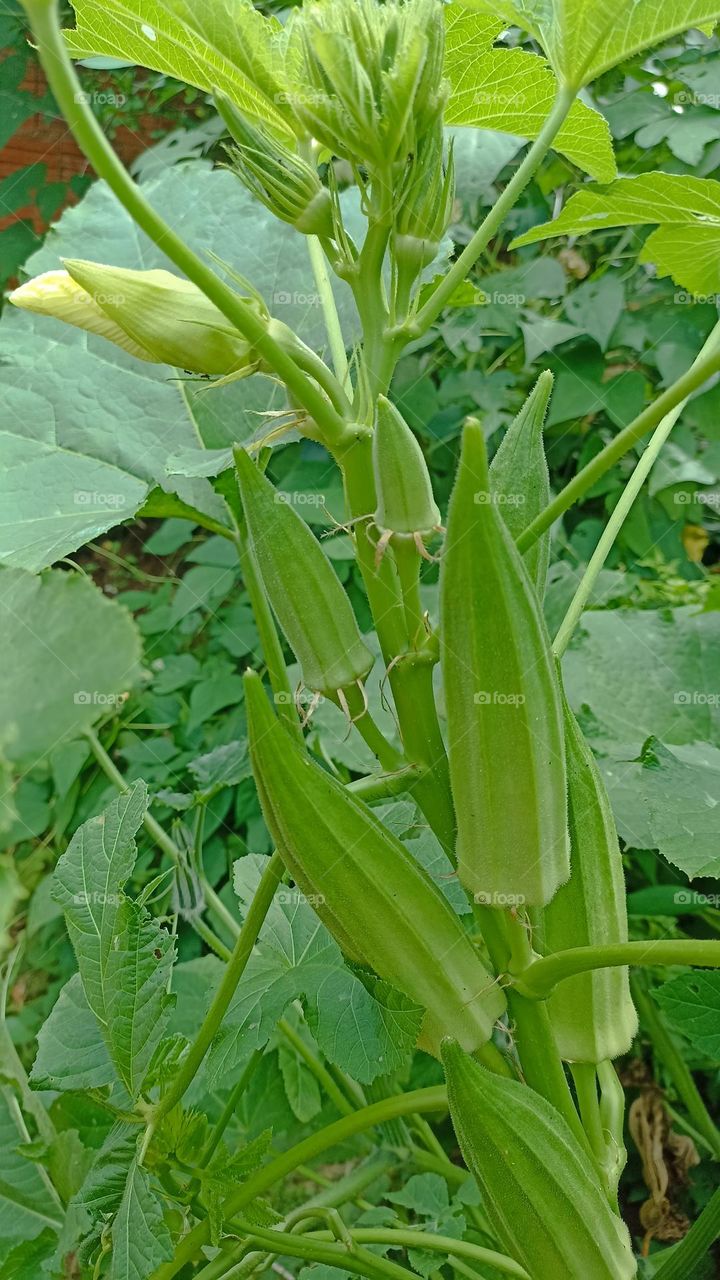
306;233;350;390
631;972;720;1160
652;1186;720;1280
232;528;302;743
23;0;347;450
306;1228;529;1278
409;88;576;339
347;766;424;802
519;346;720;555
220;1224;414;1280
553;318;720;657
150;1086;448;1278
333;682;405;773
142;852;284;1152
517;941;720;999
503;915;588;1151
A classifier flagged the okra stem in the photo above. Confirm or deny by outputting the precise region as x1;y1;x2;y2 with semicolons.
301;1228;531;1278
410;87;577;339
22;0;348;451
347;766;424;802
519;343;720;554
631;972;720;1160
277;1016;356;1117
141;852;285;1154
218;1225;415;1280
553;317;720;658
331;683;404;773
200;1050;263;1168
150;1086;449;1278
517;940;720;999
305;231;351;390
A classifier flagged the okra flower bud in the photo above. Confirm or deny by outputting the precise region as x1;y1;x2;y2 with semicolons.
9;260;265;376
536;693;638;1063
245;673;506;1056
442;1041;637;1279
393;128;455;281
373;396;441;539
441;421;569;907
489;371;553;597
234;446;374;697
286;0;447;172
215;92;334;238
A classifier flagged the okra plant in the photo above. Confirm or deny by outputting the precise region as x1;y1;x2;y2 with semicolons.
5;0;720;1277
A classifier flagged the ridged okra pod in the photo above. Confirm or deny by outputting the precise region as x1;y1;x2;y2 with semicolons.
442;1041;637;1280
373;396;441;540
245;671;505;1056
536;692;638;1063
441;421;569;907
234;447;374;697
489;371;553;596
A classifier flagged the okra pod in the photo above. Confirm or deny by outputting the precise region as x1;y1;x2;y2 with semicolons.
245;671;506;1056
489;371;553;596
441;421;569;907
373;396;441;538
234;447;374;697
442;1041;637;1280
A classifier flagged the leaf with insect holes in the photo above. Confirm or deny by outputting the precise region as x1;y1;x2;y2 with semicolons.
654;971;720;1060
444;9;616;180
512;172;720;297
457;0;720;87
52;783;176;1098
207;856;422;1086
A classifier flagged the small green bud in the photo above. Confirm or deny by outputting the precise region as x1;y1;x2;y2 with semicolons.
286;0;447;172
393;128;455;279
9;261;265;376
373;396;441;537
234;447;374;696
215;92;334;238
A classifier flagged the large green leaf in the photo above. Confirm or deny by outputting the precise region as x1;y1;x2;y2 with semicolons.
444;8;616;180
30;973;117;1092
456;0;720;88
64;0;291;137
52;783;176;1098
512;172;720;296
0;1091;62;1267
109;1161;173;1280
0;567;142;766
0;162;360;568
655;971;720;1060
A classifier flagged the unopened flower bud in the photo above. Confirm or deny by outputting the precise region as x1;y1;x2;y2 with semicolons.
9;260;267;377
394;128;455;280
215;92;334;238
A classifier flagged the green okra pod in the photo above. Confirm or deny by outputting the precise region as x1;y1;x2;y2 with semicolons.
373;396;441;539
441;420;569;907
234;447;374;697
442;1040;637;1280
536;691;638;1063
245;671;506;1057
489;371;553;596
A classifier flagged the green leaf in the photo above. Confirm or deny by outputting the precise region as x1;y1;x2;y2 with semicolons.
109;1161;173;1280
563;276;625;351
456;0;720;87
444;8;616;180
208;856;421;1086
65;0;291;137
52;784;176;1098
0;1091;62;1265
0;567;142;766
511;172;720;297
654;971;720;1060
30;973;116;1092
0;1231;57;1280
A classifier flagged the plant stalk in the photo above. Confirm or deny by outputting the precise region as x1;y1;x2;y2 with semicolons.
652;1185;720;1280
517;940;720;999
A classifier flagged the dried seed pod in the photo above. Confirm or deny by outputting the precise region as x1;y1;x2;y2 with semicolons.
442;1041;637;1280
10;260;266;377
489;371;553;596
234;447;373;697
536;691;638;1062
373;396;441;538
441;420;569;907
245;671;506;1056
